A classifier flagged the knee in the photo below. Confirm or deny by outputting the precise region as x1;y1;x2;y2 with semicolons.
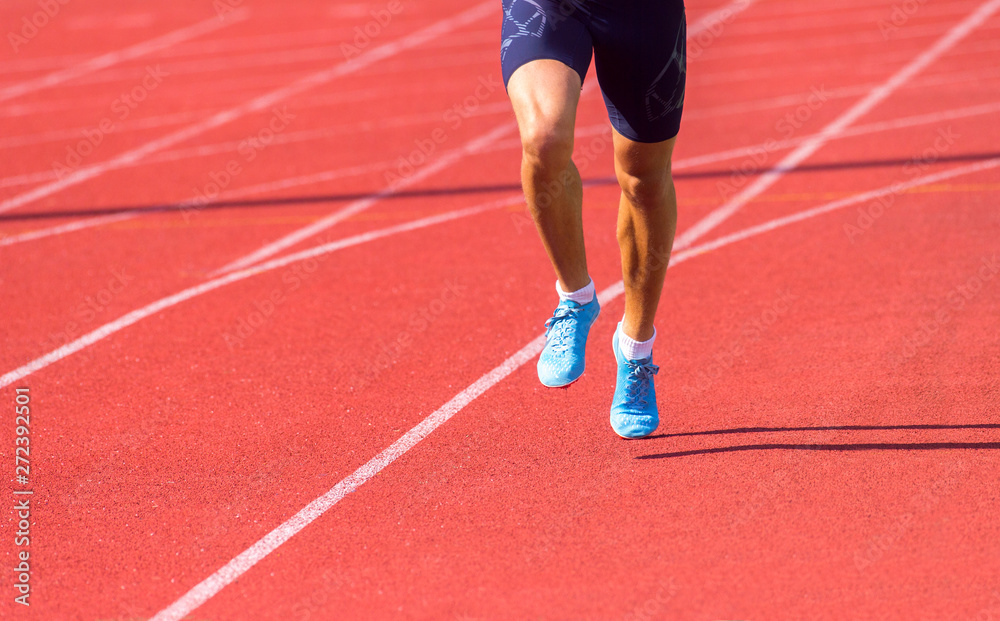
616;167;673;209
519;118;574;173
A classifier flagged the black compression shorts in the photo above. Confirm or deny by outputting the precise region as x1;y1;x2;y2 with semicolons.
500;0;686;143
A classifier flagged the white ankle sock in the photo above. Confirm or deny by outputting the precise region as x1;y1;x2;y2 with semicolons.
617;322;656;360
556;278;595;305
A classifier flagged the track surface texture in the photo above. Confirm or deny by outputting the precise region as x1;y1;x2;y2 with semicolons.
1;0;999;619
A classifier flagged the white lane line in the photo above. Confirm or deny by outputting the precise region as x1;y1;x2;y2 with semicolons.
147;156;1000;621
0;12;249;104
0;143;498;248
6;95;998;251
5;18;998;121
673;0;1000;249
672;99;1000;170
3;59;994;191
691;0;757;30
7;38;495;91
10;17;988;612
209;0;761;276
6;23;996;148
0;0;746;99
5;0;761;258
155;334;548;621
683;64;1000;121
0;161;382;247
0;100;512;150
0;211;140;247
679;157;1000;257
0;24;486;77
212;121;519;275
0;194;524;390
0;109;207;149
0;1;496;216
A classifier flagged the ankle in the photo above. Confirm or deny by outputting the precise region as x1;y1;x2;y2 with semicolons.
556;278;595;304
617;322;655;360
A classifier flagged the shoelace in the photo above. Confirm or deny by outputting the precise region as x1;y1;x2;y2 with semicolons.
543;305;582;354
623;359;659;408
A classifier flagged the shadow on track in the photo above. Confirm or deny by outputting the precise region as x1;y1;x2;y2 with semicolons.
637;442;1000;460
658;422;1000;439
636;424;1000;459
4;150;998;223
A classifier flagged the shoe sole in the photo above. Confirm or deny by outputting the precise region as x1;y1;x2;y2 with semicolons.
539;373;582;389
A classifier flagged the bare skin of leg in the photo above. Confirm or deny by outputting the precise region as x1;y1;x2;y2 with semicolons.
506;59;591;293
613;129;678;343
508;60;678;344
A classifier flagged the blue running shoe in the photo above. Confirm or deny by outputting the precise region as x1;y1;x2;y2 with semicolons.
537;296;600;387
610;325;660;438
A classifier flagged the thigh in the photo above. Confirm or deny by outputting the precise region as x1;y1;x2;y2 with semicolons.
501;0;594;88
507;59;583;146
589;0;687;144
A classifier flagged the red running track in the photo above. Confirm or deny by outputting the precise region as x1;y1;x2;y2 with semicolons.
1;0;999;619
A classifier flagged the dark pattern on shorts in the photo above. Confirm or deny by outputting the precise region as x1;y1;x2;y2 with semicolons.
500;0;686;142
